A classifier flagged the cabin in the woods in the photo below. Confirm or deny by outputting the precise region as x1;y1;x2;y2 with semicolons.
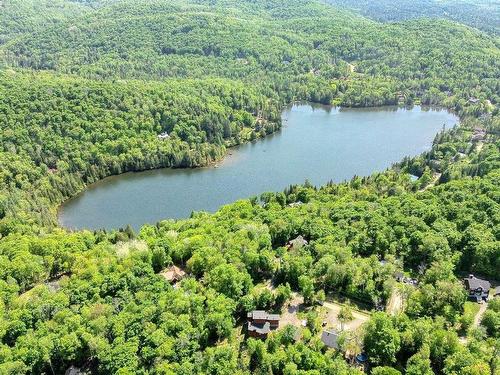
463;274;491;302
321;329;340;349
286;235;308;250
158;131;170;140
160;265;186;283
247;310;280;339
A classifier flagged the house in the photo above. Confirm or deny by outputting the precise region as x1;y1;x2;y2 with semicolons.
321;330;340;349
463;274;491;302
247;321;272;338
286;235;308;250
158;131;170;140
247;310;280;339
468;97;480;104
159;265;186;283
65;366;82;375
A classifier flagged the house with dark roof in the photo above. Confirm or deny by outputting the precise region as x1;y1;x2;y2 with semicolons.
247;310;280;339
463;274;491;302
65;367;83;375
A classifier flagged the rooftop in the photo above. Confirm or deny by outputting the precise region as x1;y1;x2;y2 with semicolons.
159;265;186;282
321;330;339;349
287;235;308;249
463;275;491;292
247;310;280;321
248;321;271;335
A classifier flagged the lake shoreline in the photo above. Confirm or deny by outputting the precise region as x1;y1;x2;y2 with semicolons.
57;103;454;219
58;104;459;231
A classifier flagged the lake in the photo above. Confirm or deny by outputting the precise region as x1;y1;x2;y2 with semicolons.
58;104;458;231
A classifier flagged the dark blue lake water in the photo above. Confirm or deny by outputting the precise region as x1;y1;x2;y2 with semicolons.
59;104;458;230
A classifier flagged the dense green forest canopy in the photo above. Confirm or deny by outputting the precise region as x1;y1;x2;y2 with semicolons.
0;0;94;45
0;71;281;227
327;0;500;35
0;0;499;374
1;0;498;110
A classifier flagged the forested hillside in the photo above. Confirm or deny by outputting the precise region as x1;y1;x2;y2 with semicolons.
0;0;94;45
327;0;500;35
2;0;498;102
0;0;499;374
0;71;281;228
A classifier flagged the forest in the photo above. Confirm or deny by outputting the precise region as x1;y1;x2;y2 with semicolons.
327;0;500;35
0;0;499;374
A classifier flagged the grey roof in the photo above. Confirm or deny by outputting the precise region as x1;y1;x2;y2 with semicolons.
248;321;271;335
288;235;308;247
248;310;280;321
464;275;491;292
65;367;83;375
494;286;500;296
321;330;339;349
248;310;266;319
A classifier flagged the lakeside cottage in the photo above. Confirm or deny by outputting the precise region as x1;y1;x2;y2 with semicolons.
463;274;491;302
247;310;280;339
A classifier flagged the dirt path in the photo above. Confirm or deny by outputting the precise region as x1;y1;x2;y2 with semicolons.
322;301;370;331
459;301;488;344
279;293;304;328
386;289;403;316
472;302;488;329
